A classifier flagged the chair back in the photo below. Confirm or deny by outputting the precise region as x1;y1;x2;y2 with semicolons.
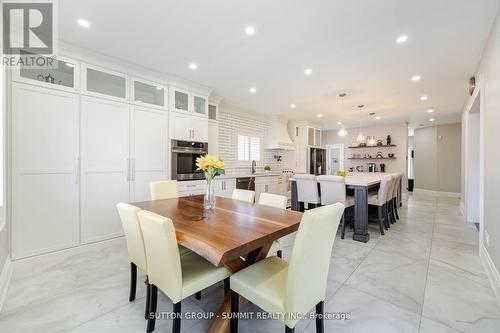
258;192;287;209
150;180;179;200
232;189;255;203
138;210;183;303
116;203;147;272
285;203;345;319
377;176;392;204
294;174;320;204
392;174;401;199
317;175;346;205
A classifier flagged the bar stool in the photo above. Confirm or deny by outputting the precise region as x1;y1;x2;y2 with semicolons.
367;175;392;235
294;174;320;211
317;175;355;239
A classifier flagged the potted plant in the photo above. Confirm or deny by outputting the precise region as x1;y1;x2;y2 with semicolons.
336;170;348;177
195;155;225;209
264;165;271;173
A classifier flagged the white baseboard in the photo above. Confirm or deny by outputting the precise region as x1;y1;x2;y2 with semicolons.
0;257;13;313
480;245;500;307
413;188;461;198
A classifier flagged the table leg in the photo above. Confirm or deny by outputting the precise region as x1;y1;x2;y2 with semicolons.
353;186;370;243
207;244;272;333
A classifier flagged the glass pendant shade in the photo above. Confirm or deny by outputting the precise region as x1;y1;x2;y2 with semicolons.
356;132;366;142
337;127;348;137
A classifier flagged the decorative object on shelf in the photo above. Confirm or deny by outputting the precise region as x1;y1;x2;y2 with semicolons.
264;165;271;173
368;163;376;172
386;135;392;146
273;155;282;162
359;142;366;147
37;73;55;84
195;155;225;210
348;167;354;172
388;153;394;158
337;93;348;137
336;170;348;177
356;165;364;172
376;151;383;158
380;163;386;172
366;136;376;146
376;139;383;146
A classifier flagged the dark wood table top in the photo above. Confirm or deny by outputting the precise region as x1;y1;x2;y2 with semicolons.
132;195;303;267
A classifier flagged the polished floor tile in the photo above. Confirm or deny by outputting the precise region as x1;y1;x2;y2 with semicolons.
1;193;499;332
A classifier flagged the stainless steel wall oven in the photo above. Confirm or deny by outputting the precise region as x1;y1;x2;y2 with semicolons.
171;140;208;181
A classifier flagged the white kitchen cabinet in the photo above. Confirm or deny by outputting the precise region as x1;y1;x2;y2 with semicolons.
82;64;129;101
170;86;208;117
129;105;168;202
307;126;322;147
170;111;208;142
214;178;236;198
80;96;130;243
132;78;167;109
11;83;80;259
193;95;207;116
208;120;219;156
254;176;284;201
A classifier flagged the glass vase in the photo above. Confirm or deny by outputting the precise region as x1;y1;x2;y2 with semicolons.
204;178;216;210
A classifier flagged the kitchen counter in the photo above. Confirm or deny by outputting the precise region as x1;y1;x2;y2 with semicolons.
216;172;282;179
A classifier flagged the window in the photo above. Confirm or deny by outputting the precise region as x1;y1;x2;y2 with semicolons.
237;135;261;161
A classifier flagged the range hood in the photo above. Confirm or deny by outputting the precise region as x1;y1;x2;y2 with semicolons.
265;118;295;150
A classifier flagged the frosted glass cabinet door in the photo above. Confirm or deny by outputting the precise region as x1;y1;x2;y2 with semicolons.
308;127;315;146
193;95;207;115
133;80;165;107
85;67;128;99
208;104;217;120
315;129;321;147
174;90;189;111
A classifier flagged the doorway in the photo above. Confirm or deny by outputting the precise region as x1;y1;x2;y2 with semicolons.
326;144;344;175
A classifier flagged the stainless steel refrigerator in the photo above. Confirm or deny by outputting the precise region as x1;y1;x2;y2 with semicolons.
309;147;326;175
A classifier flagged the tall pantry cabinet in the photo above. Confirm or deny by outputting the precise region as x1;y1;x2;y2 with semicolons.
10;61;168;258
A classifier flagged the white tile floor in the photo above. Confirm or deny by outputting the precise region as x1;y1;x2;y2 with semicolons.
1;193;500;332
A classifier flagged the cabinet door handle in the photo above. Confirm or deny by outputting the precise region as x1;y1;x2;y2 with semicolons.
75;156;80;184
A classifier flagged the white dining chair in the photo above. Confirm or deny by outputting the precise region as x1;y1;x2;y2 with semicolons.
317;175;355;239
232;189;255;203
138;210;231;333
258;192;288;258
391;174;402;221
294;174;320;211
229;203;345;333
367;175;392;234
386;175;398;225
150;180;179;200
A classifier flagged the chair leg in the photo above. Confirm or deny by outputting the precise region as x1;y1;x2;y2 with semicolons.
224;277;230;296
147;284;158;333
394;198;400;220
315;301;324;333
195;291;201;300
144;278;151;320
391;199;397;223
382;204;388;230
231;291;239;333
299;202;305;212
340;214;346;239
129;263;137;302
277;250;283;258
384;204;391;228
285;326;295;333
377;206;385;235
172;301;181;333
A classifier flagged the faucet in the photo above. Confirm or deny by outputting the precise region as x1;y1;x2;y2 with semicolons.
251;160;256;174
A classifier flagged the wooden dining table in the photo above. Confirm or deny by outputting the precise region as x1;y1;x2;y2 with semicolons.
291;173;401;243
133;194;303;333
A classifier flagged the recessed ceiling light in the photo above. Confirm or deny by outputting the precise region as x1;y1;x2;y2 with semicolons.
77;19;90;28
375;116;381;120
304;68;312;75
316;114;323;118
189;63;197;70
429;118;435;122
65;62;74;67
290;104;296;108
337;121;342;125
249;87;256;94
396;35;408;44
411;75;421;81
427;108;434;113
245;26;255;36
420;95;428;101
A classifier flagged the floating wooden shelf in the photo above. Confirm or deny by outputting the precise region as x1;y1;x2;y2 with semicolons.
348;145;397;149
348;157;397;160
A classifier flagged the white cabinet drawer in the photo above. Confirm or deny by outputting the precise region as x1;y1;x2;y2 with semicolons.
178;180;206;197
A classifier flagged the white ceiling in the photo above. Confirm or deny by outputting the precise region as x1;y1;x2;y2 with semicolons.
59;0;500;129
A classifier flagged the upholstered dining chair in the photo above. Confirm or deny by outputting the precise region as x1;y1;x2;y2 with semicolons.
138;210;231;333
294;174;320;211
149;180;179;200
230;203;345;333
385;175;398;225
317;175;355;239
367;175;392;233
232;189;255;203
391;174;402;221
258;192;288;258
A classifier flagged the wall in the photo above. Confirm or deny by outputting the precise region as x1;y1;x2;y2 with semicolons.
414;123;461;193
218;103;293;174
462;10;500;273
322;122;408;185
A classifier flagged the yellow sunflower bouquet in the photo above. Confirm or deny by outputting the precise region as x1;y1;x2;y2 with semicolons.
195;155;225;181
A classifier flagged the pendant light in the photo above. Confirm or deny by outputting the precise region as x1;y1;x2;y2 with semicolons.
356;104;365;142
337;93;348;137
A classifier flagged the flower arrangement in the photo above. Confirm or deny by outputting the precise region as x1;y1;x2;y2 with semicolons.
195;155;225;180
336;170;349;177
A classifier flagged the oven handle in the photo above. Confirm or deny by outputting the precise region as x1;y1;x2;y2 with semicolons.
171;148;207;153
